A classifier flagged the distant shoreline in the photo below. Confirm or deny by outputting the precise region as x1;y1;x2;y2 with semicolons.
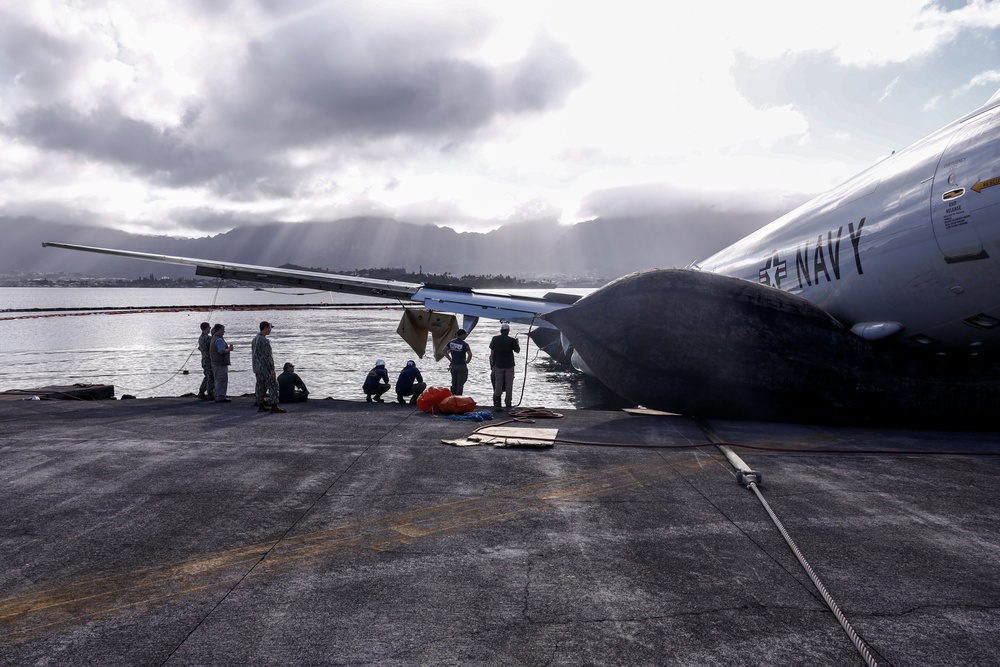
0;274;608;289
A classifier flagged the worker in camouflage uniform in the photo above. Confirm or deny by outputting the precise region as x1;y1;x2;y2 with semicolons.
209;323;233;402
251;321;286;413
196;321;215;400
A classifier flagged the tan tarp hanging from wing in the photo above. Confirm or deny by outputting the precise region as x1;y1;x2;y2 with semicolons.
397;309;461;361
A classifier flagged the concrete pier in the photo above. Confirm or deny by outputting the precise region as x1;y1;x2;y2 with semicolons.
2;397;999;666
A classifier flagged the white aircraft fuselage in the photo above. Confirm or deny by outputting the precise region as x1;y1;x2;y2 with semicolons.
698;93;1000;353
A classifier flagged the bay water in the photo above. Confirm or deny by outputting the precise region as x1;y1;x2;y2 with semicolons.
0;287;612;408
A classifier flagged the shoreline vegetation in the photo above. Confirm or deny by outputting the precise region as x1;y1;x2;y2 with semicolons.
0;266;609;289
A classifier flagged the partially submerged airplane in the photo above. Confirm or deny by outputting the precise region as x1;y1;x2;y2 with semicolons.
45;90;1000;427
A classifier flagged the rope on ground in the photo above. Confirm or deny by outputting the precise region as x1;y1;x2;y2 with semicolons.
513;317;536;409
116;281;225;393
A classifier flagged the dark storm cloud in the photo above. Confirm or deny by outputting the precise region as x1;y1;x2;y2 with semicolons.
220;24;586;148
501;36;587;114
0;13;86;100
12;104;230;184
9;102;306;199
4;6;585;203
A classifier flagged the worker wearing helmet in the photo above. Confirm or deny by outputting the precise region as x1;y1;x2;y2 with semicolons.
395;360;427;405
363;359;391;403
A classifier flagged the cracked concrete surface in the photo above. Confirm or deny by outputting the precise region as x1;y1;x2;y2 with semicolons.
1;397;999;666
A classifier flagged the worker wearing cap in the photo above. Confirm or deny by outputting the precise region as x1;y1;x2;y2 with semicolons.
362;359;391;403
252;321;286;413
395;360;427;405
489;323;520;410
445;329;473;395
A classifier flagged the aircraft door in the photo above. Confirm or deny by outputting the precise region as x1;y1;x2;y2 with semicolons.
930;114;998;262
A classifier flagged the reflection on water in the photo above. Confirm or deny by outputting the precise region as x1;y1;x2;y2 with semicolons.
0;287;621;409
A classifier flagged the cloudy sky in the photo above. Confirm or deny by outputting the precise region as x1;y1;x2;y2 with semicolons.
3;0;1000;238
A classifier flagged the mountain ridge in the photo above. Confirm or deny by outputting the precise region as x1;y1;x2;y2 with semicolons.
2;210;782;281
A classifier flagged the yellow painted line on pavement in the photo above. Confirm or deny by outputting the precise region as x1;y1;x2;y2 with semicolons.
0;459;698;644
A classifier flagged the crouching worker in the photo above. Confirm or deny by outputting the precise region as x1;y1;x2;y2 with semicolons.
277;362;309;403
363;359;391;402
395;360;427;405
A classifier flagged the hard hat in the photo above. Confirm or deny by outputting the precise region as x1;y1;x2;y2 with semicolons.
375;359;385;366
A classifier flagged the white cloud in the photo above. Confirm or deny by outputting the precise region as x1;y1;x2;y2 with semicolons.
956;68;1000;99
879;76;901;103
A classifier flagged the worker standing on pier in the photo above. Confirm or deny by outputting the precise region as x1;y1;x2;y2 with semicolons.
197;321;214;400
252;321;285;413
209;323;233;403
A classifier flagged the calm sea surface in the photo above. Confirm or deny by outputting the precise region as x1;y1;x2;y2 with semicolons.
0;287;612;408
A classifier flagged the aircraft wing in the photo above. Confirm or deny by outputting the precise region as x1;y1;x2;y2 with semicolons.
41;241;575;327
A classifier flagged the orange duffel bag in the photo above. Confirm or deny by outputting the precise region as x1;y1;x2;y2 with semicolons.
416;386;452;413
437;395;477;415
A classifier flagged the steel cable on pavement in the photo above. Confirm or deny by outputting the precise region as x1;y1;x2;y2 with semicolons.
462;412;992;665
695;420;880;666
495;416;884;665
747;480;880;666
